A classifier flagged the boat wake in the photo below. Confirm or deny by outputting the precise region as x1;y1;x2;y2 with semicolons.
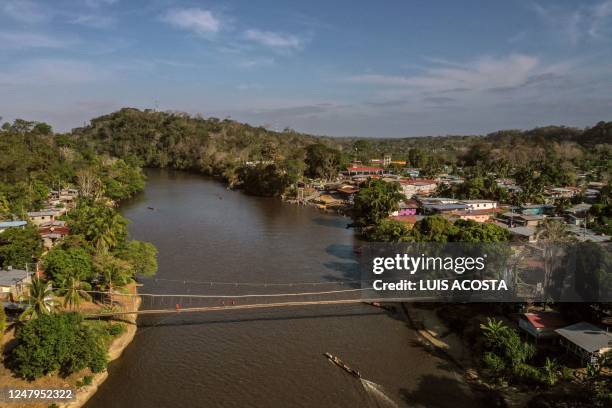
360;379;398;408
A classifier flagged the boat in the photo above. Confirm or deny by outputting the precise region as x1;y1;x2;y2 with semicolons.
324;352;361;378
147;206;155;210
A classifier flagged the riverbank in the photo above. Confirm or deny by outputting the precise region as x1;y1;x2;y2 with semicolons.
0;290;141;408
58;292;141;408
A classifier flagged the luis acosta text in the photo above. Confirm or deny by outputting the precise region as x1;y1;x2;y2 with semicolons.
370;254;508;292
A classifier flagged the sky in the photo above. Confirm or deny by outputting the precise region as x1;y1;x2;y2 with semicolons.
1;0;612;137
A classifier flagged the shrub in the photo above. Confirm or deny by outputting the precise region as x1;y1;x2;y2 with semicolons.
512;363;544;386
0;305;6;333
10;312;108;380
108;323;126;336
483;352;506;375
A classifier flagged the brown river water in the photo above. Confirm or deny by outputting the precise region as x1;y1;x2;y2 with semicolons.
85;169;479;408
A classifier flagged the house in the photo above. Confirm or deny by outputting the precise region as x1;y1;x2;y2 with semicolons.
546;187;578;199
391;200;419;216
389;215;423;226
39;225;70;250
501;213;544;227
0;267;31;301
400;179;438;198
0;220;27;234
555;322;612;364
419;197;458;206
423;203;469;215
564;203;592;226
459;199;498;211
27;210;57;226
508;226;537;243
519;312;567;341
403;168;420;178
454;209;496;223
347;166;384;176
520;204;555;216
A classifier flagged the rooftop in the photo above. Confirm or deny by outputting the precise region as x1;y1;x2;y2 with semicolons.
0;220;27;228
508;226;536;237
0;269;30;286
523;312;566;329
555;322;612;353
27;210;56;217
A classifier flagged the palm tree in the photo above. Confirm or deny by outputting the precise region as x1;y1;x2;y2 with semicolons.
480;317;508;350
536;219;572;242
61;276;92;310
536;220;573;300
20;277;58;320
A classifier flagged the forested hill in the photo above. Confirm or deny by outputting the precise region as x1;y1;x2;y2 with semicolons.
70;108;332;180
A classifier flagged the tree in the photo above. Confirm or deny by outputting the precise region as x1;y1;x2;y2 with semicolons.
0;225;42;269
60;276;92;310
366;219;414;242
20;277;58;320
117;240;158;277
411;216;458;242
451;220;511;243
42;247;94;287
10;312;107;380
236;163;292;197
94;253;133;305
304;143;342;180
352;179;404;227
66;201;128;251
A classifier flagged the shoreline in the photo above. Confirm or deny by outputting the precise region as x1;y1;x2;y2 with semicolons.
57;294;141;408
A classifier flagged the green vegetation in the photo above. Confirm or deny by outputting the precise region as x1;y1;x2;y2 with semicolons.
0;226;42;269
19;276;58;320
304;143;344;181
43;247;94;286
0;304;6;334
10;313;107;380
352;179;404;228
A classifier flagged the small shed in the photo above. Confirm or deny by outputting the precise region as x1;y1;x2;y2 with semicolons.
555;322;612;364
0;268;32;301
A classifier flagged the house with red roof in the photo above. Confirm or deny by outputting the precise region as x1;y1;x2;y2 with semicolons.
519;312;567;341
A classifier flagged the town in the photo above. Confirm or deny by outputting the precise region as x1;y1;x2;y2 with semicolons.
0;113;610;407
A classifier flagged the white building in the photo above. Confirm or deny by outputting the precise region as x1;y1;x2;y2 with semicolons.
459;199;498;211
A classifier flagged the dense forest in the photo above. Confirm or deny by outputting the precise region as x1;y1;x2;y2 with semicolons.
70;109;610;176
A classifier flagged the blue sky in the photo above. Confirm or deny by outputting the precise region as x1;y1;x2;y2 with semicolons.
1;0;611;136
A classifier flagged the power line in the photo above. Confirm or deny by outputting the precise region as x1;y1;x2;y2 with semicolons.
144;277;374;287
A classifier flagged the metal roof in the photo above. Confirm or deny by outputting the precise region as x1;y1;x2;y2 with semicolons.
0;220;27;228
0;269;30;286
555;322;612;353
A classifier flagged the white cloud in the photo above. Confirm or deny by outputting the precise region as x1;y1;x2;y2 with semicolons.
348;54;561;94
0;59;110;86
533;1;612;44
2;0;50;23
237;57;275;68
244;29;303;50
69;14;116;29
0;31;72;49
84;0;119;7
162;8;222;35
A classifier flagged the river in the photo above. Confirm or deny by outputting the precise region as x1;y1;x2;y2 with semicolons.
85;169;477;408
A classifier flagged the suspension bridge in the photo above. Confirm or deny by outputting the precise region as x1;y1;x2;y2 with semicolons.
79;276;445;318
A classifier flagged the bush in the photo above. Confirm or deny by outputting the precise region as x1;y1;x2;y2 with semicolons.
483;352;506;375
108;323;126;336
76;375;94;388
512;363;544;385
0;306;6;333
10;313;108;380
